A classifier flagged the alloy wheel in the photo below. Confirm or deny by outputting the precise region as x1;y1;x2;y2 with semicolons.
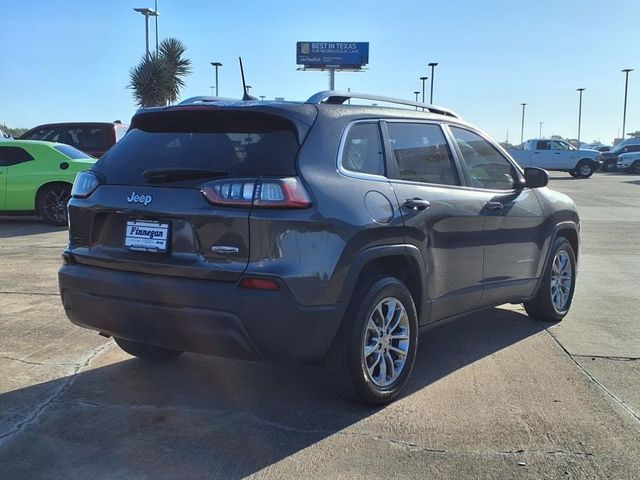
550;250;572;312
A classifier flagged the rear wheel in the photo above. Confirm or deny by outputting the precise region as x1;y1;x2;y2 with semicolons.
114;337;183;360
37;183;71;226
524;237;576;323
632;161;640;174
325;276;418;405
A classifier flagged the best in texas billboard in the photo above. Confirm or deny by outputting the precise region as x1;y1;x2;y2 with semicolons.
296;42;369;68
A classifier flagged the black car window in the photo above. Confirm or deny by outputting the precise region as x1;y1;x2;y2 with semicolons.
536;140;551;150
386;122;459;186
54;145;93;159
23;127;62;142
341;123;385;176
95;110;300;184
627;145;640;153
0;146;35;166
449;126;518;190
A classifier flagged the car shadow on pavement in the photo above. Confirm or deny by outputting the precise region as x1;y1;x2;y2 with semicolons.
0;308;546;479
0;217;66;238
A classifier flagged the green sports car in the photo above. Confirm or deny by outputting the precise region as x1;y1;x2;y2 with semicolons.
0;140;96;225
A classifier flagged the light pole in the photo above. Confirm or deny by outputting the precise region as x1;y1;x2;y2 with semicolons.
414;91;420;110
621;69;633;139
419;76;428;103
211;62;222;97
428;62;438;103
259;95;265;101
153;0;159;55
520;103;527;147
539;121;544;138
576;88;585;147
134;8;159;60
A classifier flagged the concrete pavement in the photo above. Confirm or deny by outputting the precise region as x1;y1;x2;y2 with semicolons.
1;172;639;479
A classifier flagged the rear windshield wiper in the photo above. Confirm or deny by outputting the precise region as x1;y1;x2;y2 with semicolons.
143;168;228;184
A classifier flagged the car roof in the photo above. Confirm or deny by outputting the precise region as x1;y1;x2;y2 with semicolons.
0;139;66;148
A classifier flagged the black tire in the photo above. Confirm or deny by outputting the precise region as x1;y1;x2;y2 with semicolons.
568;171;580;178
524;237;576;323
575;160;594;178
114;337;183;360
632;161;640;174
325;276;418;405
604;159;618;172
37;183;71;226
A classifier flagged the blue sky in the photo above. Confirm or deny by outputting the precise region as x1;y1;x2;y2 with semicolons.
0;0;638;144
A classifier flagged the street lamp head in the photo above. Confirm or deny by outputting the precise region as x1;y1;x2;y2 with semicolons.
419;76;428;81
134;7;158;16
211;62;222;67
577;88;586;92
521;103;527;106
414;91;420;95
428;62;438;67
621;68;634;73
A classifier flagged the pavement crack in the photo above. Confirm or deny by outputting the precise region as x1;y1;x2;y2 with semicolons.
572;354;639;362
0;342;111;445
545;328;640;423
0;355;79;367
0;291;59;296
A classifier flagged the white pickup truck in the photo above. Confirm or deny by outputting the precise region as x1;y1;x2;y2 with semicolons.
509;139;602;178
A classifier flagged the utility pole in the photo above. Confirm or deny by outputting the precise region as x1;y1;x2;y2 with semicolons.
539;121;544;138
211;62;222;96
428;62;438;103
520;103;527;147
419;76;428;103
133;8;159;60
621;69;633;139
576;88;585;147
414;91;420;110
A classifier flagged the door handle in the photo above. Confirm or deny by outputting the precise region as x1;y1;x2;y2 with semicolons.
485;201;504;211
403;198;431;211
534;151;540;154
554;152;561;155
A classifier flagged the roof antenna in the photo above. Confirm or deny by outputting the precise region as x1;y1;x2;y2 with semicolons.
239;57;257;101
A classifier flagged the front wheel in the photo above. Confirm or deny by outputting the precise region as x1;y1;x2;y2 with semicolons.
114;337;183;360
37;183;71;225
575;160;594;178
325;277;418;405
524;237;576;322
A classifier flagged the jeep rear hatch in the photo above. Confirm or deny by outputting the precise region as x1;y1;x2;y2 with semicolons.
69;108;312;281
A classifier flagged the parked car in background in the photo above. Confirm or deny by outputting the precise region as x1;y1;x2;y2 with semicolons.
20;121;128;158
59;91;580;405
599;139;640;172
617;152;640;173
509;139;601;178
0;140;96;225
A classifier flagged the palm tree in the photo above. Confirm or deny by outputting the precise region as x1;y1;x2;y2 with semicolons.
129;38;192;107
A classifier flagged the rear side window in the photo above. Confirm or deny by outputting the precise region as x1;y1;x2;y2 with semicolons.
22;127;61;142
386;123;459;186
0;146;34;166
95;110;299;184
341;123;385;176
54;145;93;159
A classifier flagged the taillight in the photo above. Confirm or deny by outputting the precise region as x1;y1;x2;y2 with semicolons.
71;171;100;199
201;177;311;209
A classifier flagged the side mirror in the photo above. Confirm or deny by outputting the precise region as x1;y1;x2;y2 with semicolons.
523;167;549;188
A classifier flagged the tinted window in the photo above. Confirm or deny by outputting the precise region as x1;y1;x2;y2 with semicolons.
387;123;459;185
22;127;62;142
536;140;550;150
54;145;93;159
0;146;35;166
450;127;519;190
341;123;384;176
67;127;108;151
95;110;299;185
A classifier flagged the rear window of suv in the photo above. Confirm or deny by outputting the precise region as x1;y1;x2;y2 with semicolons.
94;110;299;185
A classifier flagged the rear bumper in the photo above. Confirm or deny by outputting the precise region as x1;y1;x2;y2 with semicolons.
59;263;345;362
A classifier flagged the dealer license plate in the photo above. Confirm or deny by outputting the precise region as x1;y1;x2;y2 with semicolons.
124;220;170;253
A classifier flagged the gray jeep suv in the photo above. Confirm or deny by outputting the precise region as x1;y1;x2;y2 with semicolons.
59;91;579;404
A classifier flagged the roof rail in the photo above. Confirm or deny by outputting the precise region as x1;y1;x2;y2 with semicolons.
178;96;239;105
306;91;460;118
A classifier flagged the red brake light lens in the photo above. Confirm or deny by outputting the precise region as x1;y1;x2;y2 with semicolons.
239;277;280;291
201;177;311;209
